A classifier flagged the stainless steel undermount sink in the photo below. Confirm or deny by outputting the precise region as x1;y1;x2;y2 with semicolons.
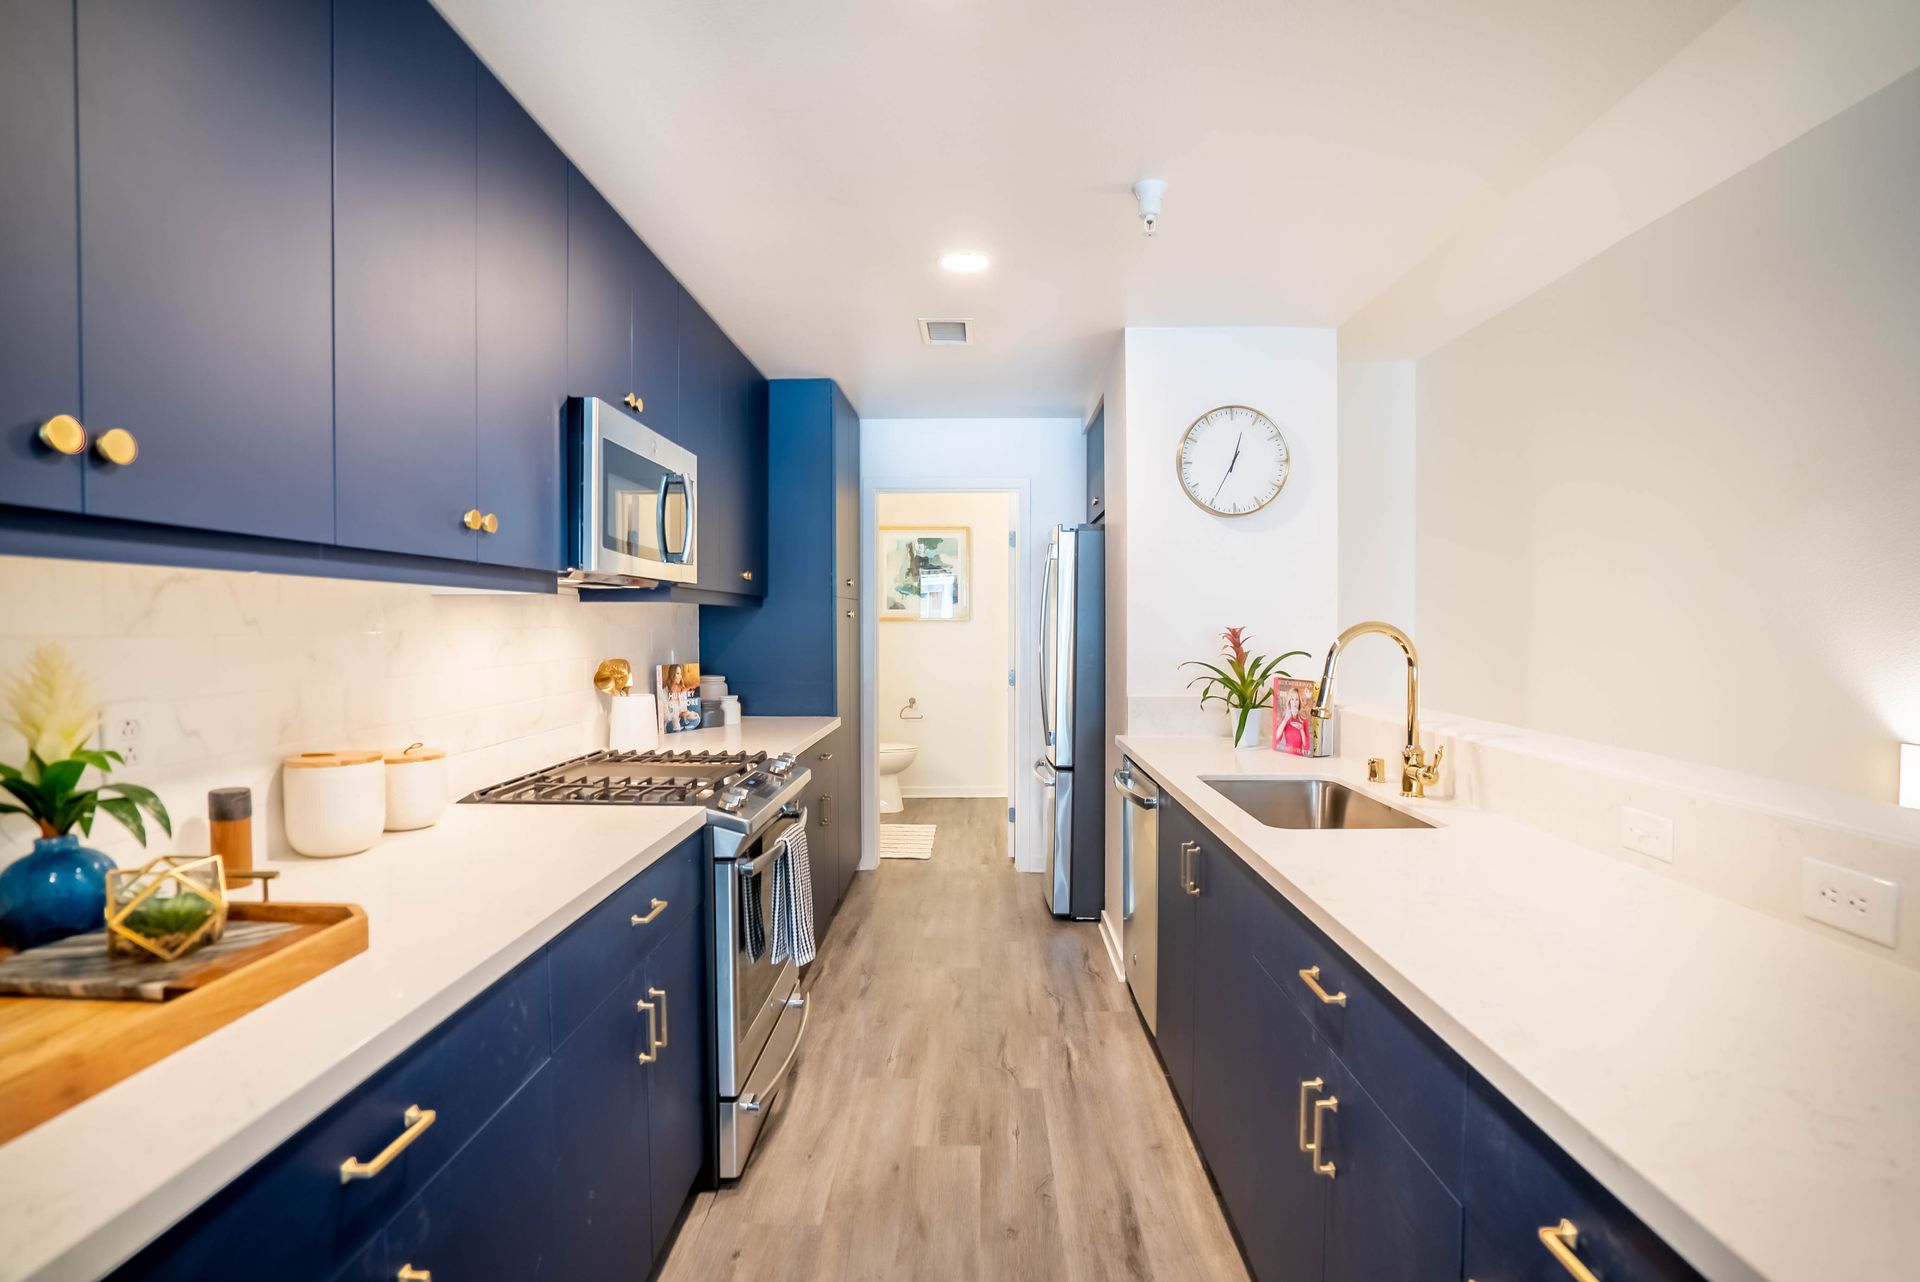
1201;777;1436;831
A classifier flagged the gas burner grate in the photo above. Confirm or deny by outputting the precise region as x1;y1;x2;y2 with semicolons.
461;748;773;806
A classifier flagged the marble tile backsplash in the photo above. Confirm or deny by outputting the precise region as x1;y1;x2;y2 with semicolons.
0;555;697;865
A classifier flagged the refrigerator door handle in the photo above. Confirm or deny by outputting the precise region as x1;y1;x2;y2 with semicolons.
1038;549;1057;747
1033;757;1057;785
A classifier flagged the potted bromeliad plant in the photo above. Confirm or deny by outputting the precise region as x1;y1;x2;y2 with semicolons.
0;645;171;950
1181;627;1311;748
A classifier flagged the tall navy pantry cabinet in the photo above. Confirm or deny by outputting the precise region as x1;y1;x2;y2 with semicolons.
0;0;763;594
700;379;863;929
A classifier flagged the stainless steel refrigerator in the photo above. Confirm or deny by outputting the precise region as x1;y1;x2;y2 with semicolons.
1035;523;1105;919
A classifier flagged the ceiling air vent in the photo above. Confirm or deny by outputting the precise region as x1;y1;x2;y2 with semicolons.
917;317;974;346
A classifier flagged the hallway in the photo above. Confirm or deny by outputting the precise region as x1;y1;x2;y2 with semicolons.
660;798;1247;1280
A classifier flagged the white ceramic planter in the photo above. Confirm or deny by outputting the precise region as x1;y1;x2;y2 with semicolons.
282;751;385;857
1234;706;1273;749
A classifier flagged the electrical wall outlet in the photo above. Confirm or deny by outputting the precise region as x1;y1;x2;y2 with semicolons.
101;711;144;767
1801;858;1899;948
1619;806;1674;862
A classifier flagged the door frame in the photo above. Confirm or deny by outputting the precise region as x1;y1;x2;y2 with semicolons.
859;478;1036;872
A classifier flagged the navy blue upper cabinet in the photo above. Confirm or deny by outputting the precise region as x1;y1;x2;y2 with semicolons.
476;67;568;572
0;2;81;514
676;290;766;597
630;237;681;442
567;167;632;408
333;0;479;563
75;0;334;541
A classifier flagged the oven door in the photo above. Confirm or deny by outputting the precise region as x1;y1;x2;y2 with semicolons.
567;396;697;585
713;814;802;1099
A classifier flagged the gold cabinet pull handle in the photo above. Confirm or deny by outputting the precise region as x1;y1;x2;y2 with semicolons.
623;392;644;412
1311;1096;1339;1177
649;985;668;1049
1298;965;1348;1007
38;414;87;456
339;1105;436;1183
397;1268;432;1282
480;512;499;534
1297;1077;1323;1154
93;427;138;465
462;508;484;531
636;996;658;1063
630;897;667;926
1181;841;1201;895
1538;1219;1600;1282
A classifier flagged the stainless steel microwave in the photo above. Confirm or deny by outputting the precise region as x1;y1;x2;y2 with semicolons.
563;396;697;588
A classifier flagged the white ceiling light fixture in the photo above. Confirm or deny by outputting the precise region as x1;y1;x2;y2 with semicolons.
1133;178;1167;237
939;251;990;273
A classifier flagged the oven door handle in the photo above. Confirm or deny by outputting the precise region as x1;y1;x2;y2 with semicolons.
738;994;809;1114
742;812;807;878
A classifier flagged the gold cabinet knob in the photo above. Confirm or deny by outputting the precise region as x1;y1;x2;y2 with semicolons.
741;570;753;581
397;1268;432;1282
38;414;87;456
481;512;499;534
93;427;138;466
462;509;484;531
623;392;644;412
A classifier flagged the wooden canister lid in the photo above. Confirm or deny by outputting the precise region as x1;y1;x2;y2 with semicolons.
283;751;384;769
384;743;447;764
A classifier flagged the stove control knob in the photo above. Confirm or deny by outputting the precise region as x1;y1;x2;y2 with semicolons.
718;789;748;813
768;753;796;777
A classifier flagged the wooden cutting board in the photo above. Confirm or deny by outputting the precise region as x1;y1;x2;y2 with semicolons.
0;901;368;1145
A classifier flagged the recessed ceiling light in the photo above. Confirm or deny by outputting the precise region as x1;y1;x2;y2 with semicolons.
939;252;989;273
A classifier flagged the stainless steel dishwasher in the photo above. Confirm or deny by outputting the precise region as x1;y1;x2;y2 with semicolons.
1113;760;1161;1032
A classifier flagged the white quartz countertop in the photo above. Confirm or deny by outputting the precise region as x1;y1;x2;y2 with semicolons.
0;716;838;1282
1117;735;1920;1282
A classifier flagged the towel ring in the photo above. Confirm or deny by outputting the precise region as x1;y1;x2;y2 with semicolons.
899;697;925;721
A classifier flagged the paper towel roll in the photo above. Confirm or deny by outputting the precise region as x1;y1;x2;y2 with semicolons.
609;694;659;752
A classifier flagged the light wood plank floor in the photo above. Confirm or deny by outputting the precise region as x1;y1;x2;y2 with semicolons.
660;797;1248;1281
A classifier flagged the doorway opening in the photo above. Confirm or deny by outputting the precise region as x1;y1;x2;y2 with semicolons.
864;488;1023;869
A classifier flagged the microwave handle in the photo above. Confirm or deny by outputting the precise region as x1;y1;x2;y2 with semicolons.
656;472;695;564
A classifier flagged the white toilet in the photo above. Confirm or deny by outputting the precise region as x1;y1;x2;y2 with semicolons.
877;741;918;814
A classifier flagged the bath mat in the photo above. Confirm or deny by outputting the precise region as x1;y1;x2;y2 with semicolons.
879;824;936;860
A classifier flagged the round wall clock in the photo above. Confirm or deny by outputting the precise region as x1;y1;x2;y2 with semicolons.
1176;405;1290;516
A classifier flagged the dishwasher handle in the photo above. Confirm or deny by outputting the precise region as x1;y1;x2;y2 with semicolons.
1113;766;1159;809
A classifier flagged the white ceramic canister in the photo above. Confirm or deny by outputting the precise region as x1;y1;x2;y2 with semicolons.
282;751;386;857
609;693;659;752
698;674;728;704
384;744;449;831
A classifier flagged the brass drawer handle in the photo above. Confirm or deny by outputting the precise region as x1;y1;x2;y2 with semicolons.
480;512;499;534
636;996;659;1064
397;1268;432;1282
741;570;753;581
94;427;138;465
1297;1077;1323;1154
1181;841;1201;895
1539;1219;1600;1282
339;1105;436;1183
462;508;484;531
624;392;645;412
649;985;669;1048
1311;1095;1339;1177
1298;965;1347;1007
630;897;667;926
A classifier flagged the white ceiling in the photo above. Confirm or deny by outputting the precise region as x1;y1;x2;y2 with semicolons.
437;0;1733;418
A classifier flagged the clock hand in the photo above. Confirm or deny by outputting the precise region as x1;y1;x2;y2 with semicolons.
1210;432;1244;505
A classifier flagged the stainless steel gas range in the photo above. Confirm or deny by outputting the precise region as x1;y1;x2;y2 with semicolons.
463;747;811;1179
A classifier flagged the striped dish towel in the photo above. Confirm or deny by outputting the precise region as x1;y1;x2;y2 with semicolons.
740;861;767;963
769;815;816;968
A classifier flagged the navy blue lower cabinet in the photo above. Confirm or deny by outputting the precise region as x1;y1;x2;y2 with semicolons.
0;0;82;514
384;1068;560;1281
643;907;708;1252
549;964;658;1277
1318;1052;1464;1282
1247;967;1329;1282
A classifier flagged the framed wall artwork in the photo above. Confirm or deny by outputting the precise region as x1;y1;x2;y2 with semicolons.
879;526;972;622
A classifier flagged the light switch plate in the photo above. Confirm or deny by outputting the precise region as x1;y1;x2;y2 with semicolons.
1801;858;1899;947
1620;806;1674;862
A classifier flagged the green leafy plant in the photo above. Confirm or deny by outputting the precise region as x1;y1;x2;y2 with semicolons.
1181;626;1312;744
0;645;171;844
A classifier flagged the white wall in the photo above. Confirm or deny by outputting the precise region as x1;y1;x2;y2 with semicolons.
875;491;1011;798
862;417;1087;871
1335;361;1417;707
1412;68;1920;803
1121;327;1340;723
0;556;696;864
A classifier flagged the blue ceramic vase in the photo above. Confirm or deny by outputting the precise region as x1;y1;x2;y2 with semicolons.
0;834;118;951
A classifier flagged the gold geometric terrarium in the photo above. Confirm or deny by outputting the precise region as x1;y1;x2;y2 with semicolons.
105;854;229;961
